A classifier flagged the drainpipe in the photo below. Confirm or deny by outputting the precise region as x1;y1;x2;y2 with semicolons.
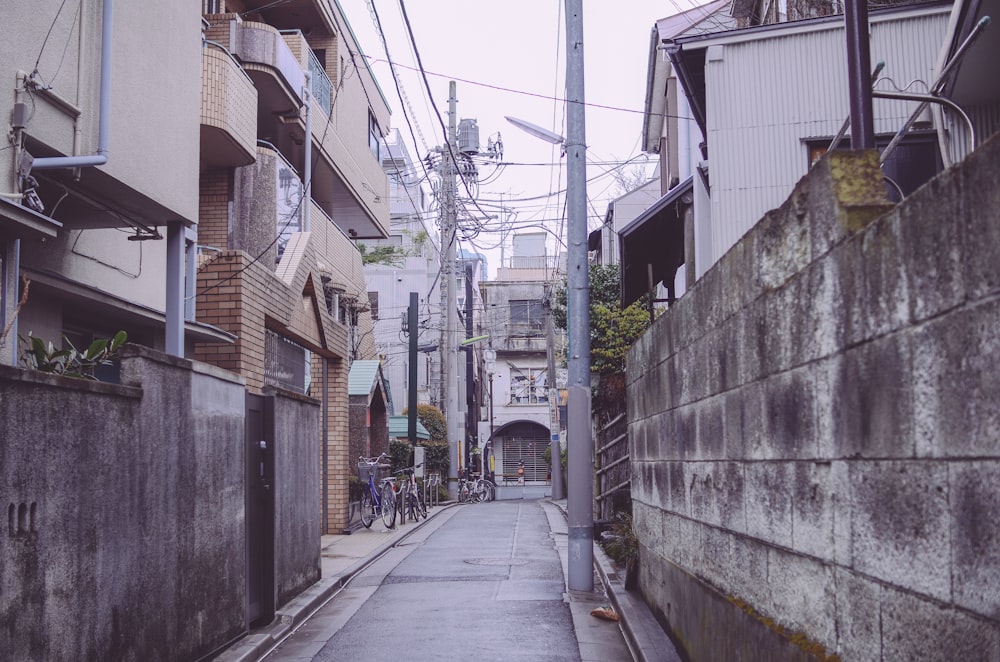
302;72;311;233
32;0;113;171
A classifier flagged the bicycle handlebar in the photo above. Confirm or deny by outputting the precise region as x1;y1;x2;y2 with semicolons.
392;463;424;475
359;452;391;465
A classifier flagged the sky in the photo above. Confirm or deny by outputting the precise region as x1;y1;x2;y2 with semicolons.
338;0;707;278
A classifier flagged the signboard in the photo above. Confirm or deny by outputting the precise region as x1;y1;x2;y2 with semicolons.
548;387;559;441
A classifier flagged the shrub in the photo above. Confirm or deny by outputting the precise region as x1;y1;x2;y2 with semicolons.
402;404;447;441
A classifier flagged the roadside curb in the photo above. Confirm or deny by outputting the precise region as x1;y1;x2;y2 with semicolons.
551;501;682;662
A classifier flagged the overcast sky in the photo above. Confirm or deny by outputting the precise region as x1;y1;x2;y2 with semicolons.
339;0;707;276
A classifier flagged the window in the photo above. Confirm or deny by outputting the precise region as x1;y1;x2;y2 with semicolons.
807;131;942;203
509;299;544;330
509;367;548;404
368;291;379;320
368;111;380;160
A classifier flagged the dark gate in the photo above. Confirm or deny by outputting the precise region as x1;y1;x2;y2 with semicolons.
245;393;274;628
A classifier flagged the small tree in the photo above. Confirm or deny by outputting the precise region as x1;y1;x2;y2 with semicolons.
357;242;408;267
552;264;650;376
402;403;448;442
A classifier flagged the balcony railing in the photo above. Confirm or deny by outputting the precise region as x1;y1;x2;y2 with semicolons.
308;48;332;116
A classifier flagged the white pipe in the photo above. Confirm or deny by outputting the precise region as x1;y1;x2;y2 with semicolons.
303;72;312;233
677;92;692;180
33;0;113;170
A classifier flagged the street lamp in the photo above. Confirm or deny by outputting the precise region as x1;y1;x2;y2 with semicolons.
504;0;593;593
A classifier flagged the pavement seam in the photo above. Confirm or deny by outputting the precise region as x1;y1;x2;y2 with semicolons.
214;503;459;662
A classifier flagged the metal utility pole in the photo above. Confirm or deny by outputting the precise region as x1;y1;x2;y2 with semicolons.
565;0;593;592
844;0;876;149
464;261;476;468
545;285;564;501
408;292;419;445
441;81;460;498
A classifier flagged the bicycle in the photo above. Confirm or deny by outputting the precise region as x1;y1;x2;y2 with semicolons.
457;470;495;503
358;453;397;529
393;463;428;523
475;476;496;502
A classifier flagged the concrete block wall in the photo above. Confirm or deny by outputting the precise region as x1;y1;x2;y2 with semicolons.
627;136;1000;661
0;346;246;661
270;387;321;608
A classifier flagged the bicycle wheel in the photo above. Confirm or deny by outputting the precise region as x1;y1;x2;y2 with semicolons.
482;480;496;502
381;484;397;528
360;489;374;528
415;488;428;519
406;492;418;522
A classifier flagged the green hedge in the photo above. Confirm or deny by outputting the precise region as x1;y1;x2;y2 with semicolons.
388;438;450;476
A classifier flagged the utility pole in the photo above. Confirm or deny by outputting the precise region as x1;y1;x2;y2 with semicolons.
565;0;593;593
464;261;476;469
441;81;460;498
408;292;419;445
545;284;564;500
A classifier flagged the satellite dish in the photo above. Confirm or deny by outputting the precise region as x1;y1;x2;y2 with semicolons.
505;116;564;145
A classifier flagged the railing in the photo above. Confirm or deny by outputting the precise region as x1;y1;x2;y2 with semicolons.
308;48;332;116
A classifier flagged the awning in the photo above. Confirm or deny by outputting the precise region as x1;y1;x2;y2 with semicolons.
388;415;429;441
618;176;693;308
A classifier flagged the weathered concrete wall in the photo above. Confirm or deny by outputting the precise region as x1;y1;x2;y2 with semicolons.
627;135;1000;660
269;387;321;608
0;346;246;661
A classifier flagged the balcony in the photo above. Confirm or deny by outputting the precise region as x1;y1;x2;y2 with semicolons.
307;48;332;116
200;42;257;169
230;143;301;265
234;22;305;108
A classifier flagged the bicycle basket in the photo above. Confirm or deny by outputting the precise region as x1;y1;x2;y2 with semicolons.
358;462;377;483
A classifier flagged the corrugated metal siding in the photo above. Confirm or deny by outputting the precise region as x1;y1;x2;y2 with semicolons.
705;9;950;263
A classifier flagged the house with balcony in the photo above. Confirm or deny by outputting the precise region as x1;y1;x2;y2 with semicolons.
479;233;564;488
195;0;390;535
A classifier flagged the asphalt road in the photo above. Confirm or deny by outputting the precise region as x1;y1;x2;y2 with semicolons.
265;500;588;661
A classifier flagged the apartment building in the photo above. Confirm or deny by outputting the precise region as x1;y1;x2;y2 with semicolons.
479;233;564;485
1;1;212;367
195;0;390;533
363;129;440;414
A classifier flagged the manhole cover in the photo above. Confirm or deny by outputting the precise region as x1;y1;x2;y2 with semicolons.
464;557;530;566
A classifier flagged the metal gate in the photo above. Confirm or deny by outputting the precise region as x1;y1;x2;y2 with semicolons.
502;436;549;482
245;393;274;628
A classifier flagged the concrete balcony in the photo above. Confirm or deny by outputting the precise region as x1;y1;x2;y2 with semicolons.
234;21;304;111
230;143;301;265
309;96;390;241
200;43;257;169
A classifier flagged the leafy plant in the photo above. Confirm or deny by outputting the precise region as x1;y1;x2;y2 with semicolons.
542;443;567;469
19;330;128;380
401;403;448;442
552;264;651;376
357;242;409;267
601;511;639;588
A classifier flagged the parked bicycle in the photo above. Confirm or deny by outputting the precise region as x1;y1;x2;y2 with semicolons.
393;463;428;523
358;453;397;529
457;470;496;503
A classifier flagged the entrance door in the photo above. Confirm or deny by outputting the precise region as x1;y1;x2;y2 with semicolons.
245;393;274;627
